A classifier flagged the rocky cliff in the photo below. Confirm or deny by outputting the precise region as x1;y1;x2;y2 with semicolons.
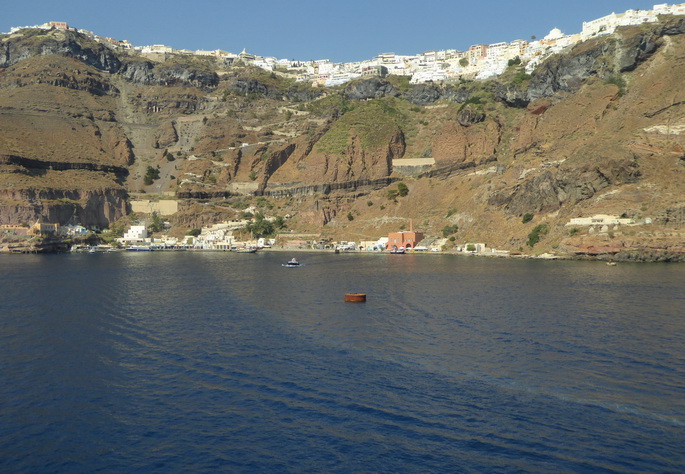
0;21;684;259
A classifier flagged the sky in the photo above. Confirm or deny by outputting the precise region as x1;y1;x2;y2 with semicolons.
3;0;662;63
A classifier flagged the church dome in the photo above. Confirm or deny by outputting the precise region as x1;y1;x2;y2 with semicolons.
544;28;564;40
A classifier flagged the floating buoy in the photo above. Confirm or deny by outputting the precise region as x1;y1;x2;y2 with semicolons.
345;293;366;303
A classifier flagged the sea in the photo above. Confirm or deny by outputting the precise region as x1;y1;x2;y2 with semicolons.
1;251;684;472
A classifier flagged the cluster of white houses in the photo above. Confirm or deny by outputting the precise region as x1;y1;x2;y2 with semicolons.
8;4;685;87
1;211;652;256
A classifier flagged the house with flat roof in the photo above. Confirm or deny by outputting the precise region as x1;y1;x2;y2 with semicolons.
387;221;424;251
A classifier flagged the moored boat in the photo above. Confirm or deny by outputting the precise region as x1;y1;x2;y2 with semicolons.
235;247;258;253
344;293;367;302
126;245;153;251
70;244;91;253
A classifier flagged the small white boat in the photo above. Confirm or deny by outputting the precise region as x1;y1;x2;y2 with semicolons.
126;245;153;252
90;244;115;253
283;258;300;267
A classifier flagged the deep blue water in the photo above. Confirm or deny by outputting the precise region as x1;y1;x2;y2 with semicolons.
1;251;684;472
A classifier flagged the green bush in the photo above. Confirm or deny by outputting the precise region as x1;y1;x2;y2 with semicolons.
527;223;549;247
149;212;163;233
256;197;274;209
245;212;279;238
605;74;626;96
457;95;485;113
522;213;534;223
511;70;531;85
507;56;522;67
441;224;459;237
143;166;160;185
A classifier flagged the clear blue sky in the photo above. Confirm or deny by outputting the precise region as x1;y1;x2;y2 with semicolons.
3;0;660;62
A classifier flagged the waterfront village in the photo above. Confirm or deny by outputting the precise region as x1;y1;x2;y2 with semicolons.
1;212;644;257
8;4;685;87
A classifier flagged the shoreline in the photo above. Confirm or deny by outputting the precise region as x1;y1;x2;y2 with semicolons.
3;240;684;262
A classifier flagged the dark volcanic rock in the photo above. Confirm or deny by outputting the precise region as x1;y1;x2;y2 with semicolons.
526;41;616;101
0;29;121;72
229;78;284;100
618;32;660;72
617;19;685;72
343;79;476;106
344;78;400;100
405;84;473;105
489;159;641;215
457;105;486;126
402;83;472;105
524;18;685;102
0;154;129;181
119;61;218;88
402;83;442;105
494;83;529;107
286;86;323;102
223;77;322;102
118;61;156;84
443;87;472;103
155;64;219;88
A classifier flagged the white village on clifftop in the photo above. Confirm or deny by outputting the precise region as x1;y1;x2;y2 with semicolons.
8;4;685;86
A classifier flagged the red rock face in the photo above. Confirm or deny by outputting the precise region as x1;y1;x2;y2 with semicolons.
432;119;500;165
267;127;403;187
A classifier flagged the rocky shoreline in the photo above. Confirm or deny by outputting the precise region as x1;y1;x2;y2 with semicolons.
3;236;684;262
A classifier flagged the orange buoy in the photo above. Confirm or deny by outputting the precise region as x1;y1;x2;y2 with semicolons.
345;293;367;303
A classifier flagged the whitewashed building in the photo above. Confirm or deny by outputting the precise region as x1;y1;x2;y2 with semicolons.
123;225;148;240
581;9;658;40
565;214;635;226
325;72;361;87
